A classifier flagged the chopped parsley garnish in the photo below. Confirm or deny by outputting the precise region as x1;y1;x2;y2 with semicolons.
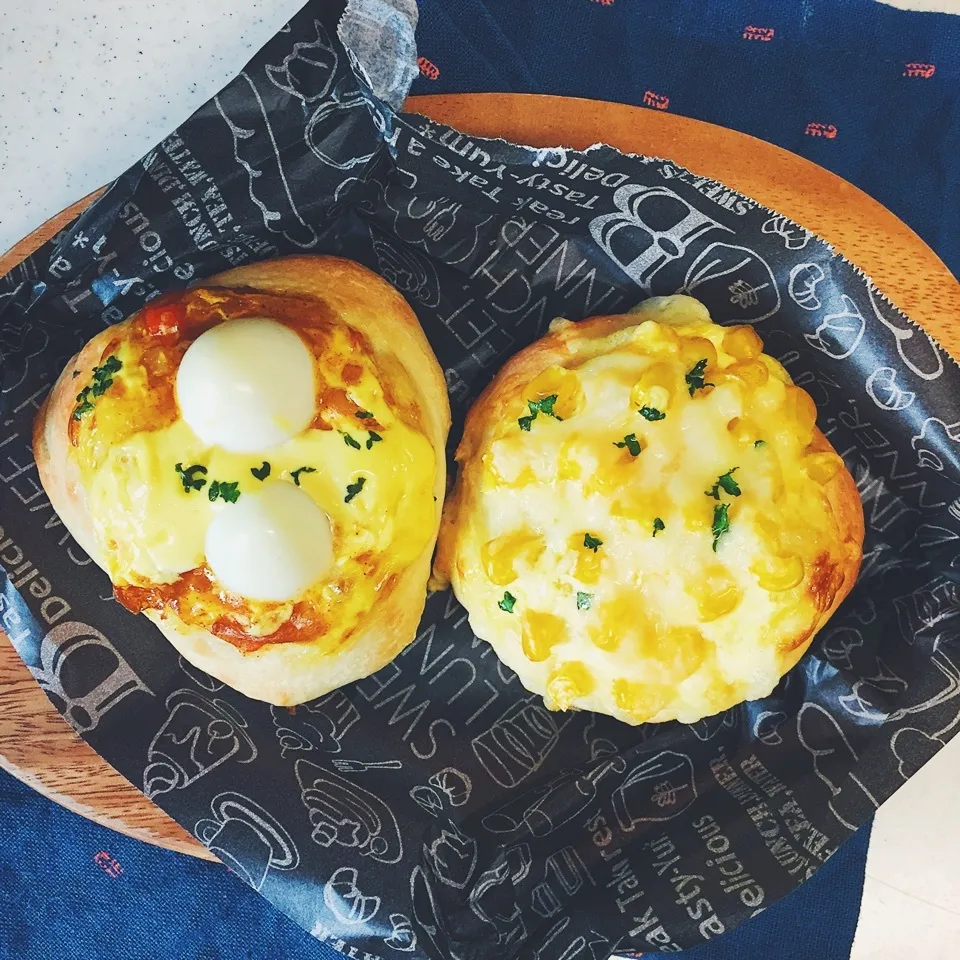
344;477;366;503
639;406;666;422
72;355;122;420
355;411;375;419
342;432;362;450
498;591;517;613
706;468;741;500
366;431;382;450
614;433;642;457
712;503;731;552
518;394;562;431
685;358;713;396
755;439;766;448
208;480;240;504
175;462;208;492
576;591;592;611
251;461;271;481
583;533;603;552
291;466;317;486
653;517;665;537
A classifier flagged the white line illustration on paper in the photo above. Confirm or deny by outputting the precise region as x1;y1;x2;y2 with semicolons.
384;912;418;952
804;294;866;360
270;691;360;756
195;791;298;891
867;285;944;382
31;620;153;734
588;184;730;291
468;844;532;948
264;18;338;104
323;866;381;925
410;767;472;818
788;262;826;311
143;689;256;798
796;702;879;829
423;820;478;890
865;366;915;412
911;418;960;474
295;759;403;863
482;755;626;840
612;750;698;828
761;215;812;250
214;72;319;248
683;242;781;322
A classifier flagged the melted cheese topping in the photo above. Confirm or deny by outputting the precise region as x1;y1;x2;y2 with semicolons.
72;289;436;650
448;295;857;724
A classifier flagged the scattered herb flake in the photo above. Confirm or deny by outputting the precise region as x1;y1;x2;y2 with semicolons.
291;466;317;487
214;481;240;504
685;358;714;396
366;431;382;450
583;533;603;552
712;503;731;552
72;355;123;420
518;394;563;431
639;406;666;422
175;462;208;493
755;439;766;448
251;461;271;481
614;433;642;457
344;477;366;503
498;591;516;613
653;517;665;537
576;591;592;611
355;411;375;419
706;467;741;500
342;432;362;450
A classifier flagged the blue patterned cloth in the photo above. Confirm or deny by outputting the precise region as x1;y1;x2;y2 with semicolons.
4;0;956;956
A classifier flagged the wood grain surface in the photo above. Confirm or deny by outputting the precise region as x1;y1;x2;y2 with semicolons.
1;92;957;860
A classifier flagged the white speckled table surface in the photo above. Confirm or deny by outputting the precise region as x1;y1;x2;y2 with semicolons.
3;2;960;958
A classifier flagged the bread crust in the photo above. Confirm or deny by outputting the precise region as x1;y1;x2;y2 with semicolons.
35;255;450;706
435;309;864;720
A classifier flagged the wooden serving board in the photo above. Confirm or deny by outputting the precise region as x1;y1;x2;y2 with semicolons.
1;93;958;861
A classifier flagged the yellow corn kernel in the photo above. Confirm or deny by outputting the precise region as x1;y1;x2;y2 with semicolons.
521;611;567;662
725;359;769;390
481;531;546;586
804;452;843;485
631;362;676;412
682;504;711;532
557;438;581;480
678;336;719;372
723;325;764;360
545;661;595;710
763;356;793;384
629;320;681;358
662;626;707;680
589;592;634;651
612;679;669;723
753;511;783;549
525;364;584;420
575;548;602;585
727;416;760;446
751;553;805;592
754;375;787;415
783;386;818;446
691;569;742;622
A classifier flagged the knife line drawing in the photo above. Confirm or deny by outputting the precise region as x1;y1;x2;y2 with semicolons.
331;758;403;773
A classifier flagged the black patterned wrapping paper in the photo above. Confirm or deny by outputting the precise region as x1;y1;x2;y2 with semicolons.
2;2;960;956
